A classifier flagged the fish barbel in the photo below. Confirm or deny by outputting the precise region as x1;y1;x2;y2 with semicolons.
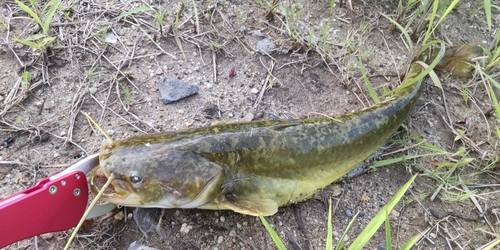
90;45;482;216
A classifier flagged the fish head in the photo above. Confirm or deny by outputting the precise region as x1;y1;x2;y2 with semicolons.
90;143;225;208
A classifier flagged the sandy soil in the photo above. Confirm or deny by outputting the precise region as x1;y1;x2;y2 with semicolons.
1;0;499;249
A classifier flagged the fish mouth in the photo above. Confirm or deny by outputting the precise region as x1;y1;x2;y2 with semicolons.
89;166;132;198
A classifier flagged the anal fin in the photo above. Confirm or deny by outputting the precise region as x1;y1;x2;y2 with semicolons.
219;194;278;216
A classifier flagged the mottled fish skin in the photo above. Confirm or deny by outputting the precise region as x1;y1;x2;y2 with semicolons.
90;45;481;216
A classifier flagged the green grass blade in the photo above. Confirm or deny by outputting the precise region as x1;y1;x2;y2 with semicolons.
487;31;500;69
484;0;492;30
422;0;439;44
28;33;47;40
394;42;445;92
259;213;287;250
41;36;56;46
115;6;154;20
14;38;42;49
408;131;448;153
370;153;447;169
380;13;413;52
428;0;460;36
400;232;423;250
336;212;359;250
413;61;443;89
326;198;333;249
385;208;392;250
43;0;61;34
348;174;418;249
482;69;500;123
483;238;500;250
15;0;43;28
359;59;380;103
192;0;200;33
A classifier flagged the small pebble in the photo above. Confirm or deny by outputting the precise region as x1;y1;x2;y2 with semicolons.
155;67;163;75
251;88;259;94
136;48;147;55
217;236;223;244
359;212;365;217
249;83;254;88
40;232;54;240
114;211;125;220
424;129;433;135
180;223;193;235
60;131;66;137
105;33;118;43
256;38;276;55
220;216;225;223
241;113;254;122
251;30;265;37
391;210;400;218
240;26;247;34
128;241;158;250
89;87;98;95
345;209;353;218
106;129;115;136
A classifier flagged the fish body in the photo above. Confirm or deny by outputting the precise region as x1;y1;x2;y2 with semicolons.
90;45;481;216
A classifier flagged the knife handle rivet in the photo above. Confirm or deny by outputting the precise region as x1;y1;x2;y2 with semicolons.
73;188;81;197
75;174;80;180
49;185;57;194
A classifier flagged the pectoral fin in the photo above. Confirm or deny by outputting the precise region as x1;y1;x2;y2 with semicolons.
218;194;278;216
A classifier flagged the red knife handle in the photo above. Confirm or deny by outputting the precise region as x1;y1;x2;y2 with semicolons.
0;170;89;248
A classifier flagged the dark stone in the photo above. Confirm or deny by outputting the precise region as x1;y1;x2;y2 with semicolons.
3;137;14;147
268;113;279;120
40;133;50;142
378;245;387;250
202;102;219;118
157;77;199;105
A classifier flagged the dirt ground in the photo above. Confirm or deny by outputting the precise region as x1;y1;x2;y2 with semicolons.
1;0;499;249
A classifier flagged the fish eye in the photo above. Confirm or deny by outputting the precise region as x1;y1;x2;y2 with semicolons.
130;173;142;184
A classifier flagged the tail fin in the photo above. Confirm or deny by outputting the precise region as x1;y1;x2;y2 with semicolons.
433;45;484;77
